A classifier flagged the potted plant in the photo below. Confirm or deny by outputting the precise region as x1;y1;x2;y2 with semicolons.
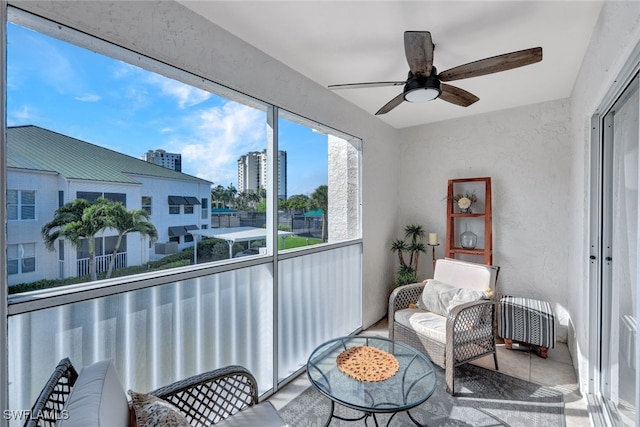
390;224;426;287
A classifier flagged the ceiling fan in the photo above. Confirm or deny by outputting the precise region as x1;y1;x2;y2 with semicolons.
328;31;542;115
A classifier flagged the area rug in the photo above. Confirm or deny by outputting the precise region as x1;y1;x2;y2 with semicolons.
279;364;565;426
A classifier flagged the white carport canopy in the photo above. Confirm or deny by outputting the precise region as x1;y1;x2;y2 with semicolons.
188;226;293;260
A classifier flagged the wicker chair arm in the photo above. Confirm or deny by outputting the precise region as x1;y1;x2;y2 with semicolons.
445;300;496;351
446;300;495;330
149;365;259;427
24;358;79;427
388;282;425;338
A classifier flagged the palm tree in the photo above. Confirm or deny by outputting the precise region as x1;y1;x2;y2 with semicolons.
94;200;158;279
211;185;226;208
390;224;426;286
225;183;237;209
286;194;310;213
404;224;426;274
258;187;267;202
41;198;109;281
309;185;328;242
248;190;261;211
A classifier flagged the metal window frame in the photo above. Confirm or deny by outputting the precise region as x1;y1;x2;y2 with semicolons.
1;2;8;424
2;4;365;414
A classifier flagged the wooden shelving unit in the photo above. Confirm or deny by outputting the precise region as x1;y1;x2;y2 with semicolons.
445;177;492;265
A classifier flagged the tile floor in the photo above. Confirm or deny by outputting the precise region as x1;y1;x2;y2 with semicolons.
268;318;592;426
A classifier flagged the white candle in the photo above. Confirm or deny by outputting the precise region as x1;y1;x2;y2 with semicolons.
429;233;438;245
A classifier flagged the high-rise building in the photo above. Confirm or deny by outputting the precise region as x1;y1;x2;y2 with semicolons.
145;149;182;172
237;149;287;200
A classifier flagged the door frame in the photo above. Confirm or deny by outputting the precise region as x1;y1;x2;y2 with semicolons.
588;41;640;426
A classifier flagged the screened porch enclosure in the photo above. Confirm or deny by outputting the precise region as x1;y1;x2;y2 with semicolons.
3;5;363;421
7;243;362;417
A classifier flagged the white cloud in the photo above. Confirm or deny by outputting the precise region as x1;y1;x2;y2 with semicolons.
7;105;37;126
75;93;102;102
146;74;212;108
167;101;266;185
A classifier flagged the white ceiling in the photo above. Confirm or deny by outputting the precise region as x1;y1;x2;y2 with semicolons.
179;1;603;129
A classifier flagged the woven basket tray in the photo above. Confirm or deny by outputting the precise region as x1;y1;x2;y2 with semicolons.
336;346;399;382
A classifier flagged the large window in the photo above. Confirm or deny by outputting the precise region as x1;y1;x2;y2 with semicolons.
4;5;362;415
5;12;268;289
77;191;126;206
7;190;35;221
278;112;361;248
7;243;36;275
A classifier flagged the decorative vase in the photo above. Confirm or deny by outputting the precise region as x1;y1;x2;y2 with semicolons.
459;207;472;214
460;225;477;249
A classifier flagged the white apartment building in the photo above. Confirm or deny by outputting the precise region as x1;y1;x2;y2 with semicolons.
145;149;182;172
7;125;211;287
237;149;287;200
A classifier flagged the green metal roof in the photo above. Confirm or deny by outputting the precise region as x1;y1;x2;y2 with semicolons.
7;125;211;185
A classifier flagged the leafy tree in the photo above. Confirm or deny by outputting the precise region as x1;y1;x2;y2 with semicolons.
211;185;226;208
93;200;158;279
41;198;109;281
258;187;267;202
247;190;261;210
309;185;328;242
225;183;237;209
390;224;426;286
286;194;310;213
42;197;158;281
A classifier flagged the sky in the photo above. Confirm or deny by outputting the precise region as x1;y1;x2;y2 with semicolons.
6;22;328;197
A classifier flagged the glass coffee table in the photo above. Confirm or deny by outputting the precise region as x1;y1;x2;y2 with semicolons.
307;336;437;426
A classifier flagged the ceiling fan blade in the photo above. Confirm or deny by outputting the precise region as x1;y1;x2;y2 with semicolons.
404;31;434;77
439;83;479;107
439;47;542;82
375;92;406;115
328;81;406;90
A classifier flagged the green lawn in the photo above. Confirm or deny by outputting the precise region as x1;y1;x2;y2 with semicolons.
280;236;323;249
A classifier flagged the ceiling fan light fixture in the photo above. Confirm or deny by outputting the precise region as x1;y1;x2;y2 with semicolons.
403;70;441;103
404;87;440;103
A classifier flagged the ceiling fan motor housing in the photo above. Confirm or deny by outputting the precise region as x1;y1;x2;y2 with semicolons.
404;69;442;102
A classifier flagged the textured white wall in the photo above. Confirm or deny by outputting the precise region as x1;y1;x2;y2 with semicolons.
328;135;360;242
398;99;572;341
9;0;399;327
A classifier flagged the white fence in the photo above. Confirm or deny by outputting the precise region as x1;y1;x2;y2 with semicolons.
76;252;127;277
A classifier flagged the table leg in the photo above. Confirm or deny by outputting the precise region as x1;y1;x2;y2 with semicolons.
407;410;429;426
324;401;334;427
324;399;369;426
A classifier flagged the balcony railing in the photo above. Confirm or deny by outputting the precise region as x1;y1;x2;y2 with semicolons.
7;242;362;420
76;252;127;277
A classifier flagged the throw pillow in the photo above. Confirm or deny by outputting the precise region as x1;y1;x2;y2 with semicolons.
446;287;490;314
417;280;459;316
128;390;191;427
418;279;491;316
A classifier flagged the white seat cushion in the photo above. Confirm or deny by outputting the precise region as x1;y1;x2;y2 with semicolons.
57;359;129;427
395;309;446;344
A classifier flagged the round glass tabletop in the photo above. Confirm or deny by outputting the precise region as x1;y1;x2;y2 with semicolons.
306;336;437;413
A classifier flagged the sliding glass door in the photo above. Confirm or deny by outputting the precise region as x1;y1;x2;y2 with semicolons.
598;74;638;426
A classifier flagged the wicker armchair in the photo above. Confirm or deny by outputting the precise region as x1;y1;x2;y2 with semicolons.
24;358;78;427
149;365;262;426
388;258;500;395
24;359;287;427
